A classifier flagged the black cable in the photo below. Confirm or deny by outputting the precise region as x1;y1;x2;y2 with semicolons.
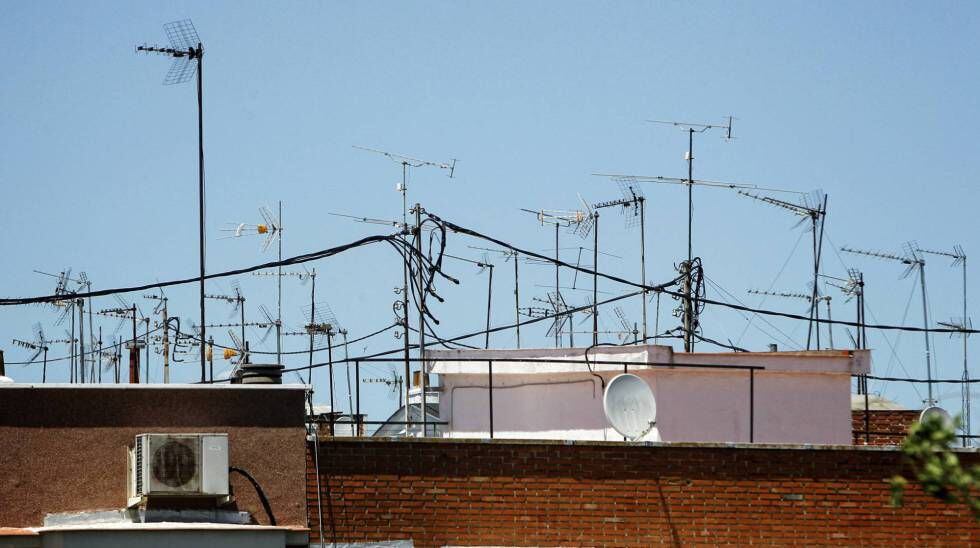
0;233;400;306
427;212;980;335
228;467;276;525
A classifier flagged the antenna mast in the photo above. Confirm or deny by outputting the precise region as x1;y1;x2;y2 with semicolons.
354;146;455;435
921;244;970;445
843;243;935;405
648;116;734;352
137;19;207;380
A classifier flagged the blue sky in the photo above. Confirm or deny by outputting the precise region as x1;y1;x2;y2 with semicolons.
2;2;978;421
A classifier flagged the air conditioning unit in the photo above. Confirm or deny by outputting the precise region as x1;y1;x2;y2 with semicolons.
128;433;229;507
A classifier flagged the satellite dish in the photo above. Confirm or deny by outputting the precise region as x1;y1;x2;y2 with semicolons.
920;406;953;428
603;373;657;440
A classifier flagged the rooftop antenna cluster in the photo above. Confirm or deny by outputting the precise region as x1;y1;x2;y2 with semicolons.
353;146;456;433
843;242;935;406
520;206;591;348
738;189;829;350
918;244;970;445
137;19;207;381
227;204;287;364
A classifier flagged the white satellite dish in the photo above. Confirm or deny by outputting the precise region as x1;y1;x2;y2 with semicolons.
603;373;657;440
920;406;953;428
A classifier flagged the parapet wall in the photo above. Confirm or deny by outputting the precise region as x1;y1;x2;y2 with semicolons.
308;437;979;547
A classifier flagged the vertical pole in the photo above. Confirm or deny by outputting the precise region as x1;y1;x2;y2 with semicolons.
277;200;283;366
488;360;494;439
97;328;103;383
42;348;47;383
864;382;871;444
416;204;427;437
197;47;207;383
162;299;170;385
485;265;493;349
639;198;648;342
401;165;411;433
807;218;817;350
555;223;560;348
684;128;694;353
355;360;361;436
593;212;599;346
963;257;970;446
514;254;521;349
70;310;75;383
919;262;933;406
208;336;214;383
749;369;755;443
78;299;86;383
826;299;834;349
86;284;94;381
344;332;353;418
327;334;334;428
308;270;317;386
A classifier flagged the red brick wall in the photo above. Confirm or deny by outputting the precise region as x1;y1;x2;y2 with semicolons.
852;409;921;445
308;438;979;547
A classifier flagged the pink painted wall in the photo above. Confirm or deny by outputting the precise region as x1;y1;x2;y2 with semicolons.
429;345;868;445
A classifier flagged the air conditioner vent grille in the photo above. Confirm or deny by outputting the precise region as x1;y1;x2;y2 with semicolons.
135;439;144;494
152;439;199;488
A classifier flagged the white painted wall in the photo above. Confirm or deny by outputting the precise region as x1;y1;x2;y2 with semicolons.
429;345;869;445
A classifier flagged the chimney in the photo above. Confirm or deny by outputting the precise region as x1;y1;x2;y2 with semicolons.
768;343;778;352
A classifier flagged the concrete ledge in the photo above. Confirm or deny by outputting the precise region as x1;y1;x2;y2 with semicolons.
323;435;980;453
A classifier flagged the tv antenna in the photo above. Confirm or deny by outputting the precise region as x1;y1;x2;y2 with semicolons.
520;207;589;347
35;268;91;383
353;147;456;425
137;19;207;380
645;116;734;351
603;373;657;441
226;203;286;364
919;244;969;445
842;242;935;405
738;189;828;350
364;365;405;408
12;323;51;382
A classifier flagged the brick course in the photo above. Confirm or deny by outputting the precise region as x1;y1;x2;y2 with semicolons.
307;438;979;546
852;409;921;445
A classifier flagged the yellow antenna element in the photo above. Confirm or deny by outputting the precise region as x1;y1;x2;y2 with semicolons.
257;225;269;234
206;344;213;361
223;348;238;360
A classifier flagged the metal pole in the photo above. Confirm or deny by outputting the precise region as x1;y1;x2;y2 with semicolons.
78;299;86;383
514;254;521;349
197;45;207;382
919;262;933;406
42;347;47;383
327;333;334;425
807;218;817;350
825;298;834;349
277;200;283;366
639;198;648;341
488;360;494;439
485;265;493;349
415;204;427;437
864;382;870;444
401;164;411;433
749;369;754;443
162;299;170;385
593;212;599;346
308;270;316;386
70;309;75;383
555;223;560;348
208;336;214;382
684;128;694;352
963;257;970;446
355;360;361;436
